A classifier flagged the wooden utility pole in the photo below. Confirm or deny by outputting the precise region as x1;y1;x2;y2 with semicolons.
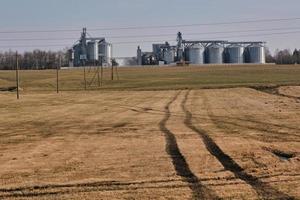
15;51;20;99
101;65;103;86
99;57;103;86
57;55;61;93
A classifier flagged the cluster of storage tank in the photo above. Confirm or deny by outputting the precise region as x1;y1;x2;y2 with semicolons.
71;40;112;66
184;43;265;64
86;41;112;64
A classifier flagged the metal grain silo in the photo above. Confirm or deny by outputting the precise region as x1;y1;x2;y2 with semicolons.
99;42;112;65
163;48;175;64
226;44;244;63
73;44;82;66
87;41;99;61
206;43;224;64
187;45;204;64
152;44;164;60
246;44;265;64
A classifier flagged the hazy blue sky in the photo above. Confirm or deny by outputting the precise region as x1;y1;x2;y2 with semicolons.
0;0;300;56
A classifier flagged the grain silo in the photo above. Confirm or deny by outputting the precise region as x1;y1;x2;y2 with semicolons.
225;44;244;63
186;45;205;64
87;41;99;61
245;44;265;64
163;48;175;64
99;42;112;65
206;43;224;64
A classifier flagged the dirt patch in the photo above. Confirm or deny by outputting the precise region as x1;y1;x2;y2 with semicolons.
279;86;300;99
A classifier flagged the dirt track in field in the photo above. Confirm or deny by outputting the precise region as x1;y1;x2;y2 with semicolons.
159;91;218;199
0;87;299;199
181;90;294;199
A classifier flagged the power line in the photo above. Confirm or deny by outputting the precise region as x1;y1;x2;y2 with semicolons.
108;27;300;39
1;30;300;48
113;31;300;44
0;17;300;34
89;17;300;31
0;37;78;42
1;26;300;42
0;29;80;34
0;44;70;48
188;30;300;40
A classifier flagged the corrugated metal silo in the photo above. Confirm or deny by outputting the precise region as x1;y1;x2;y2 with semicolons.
73;44;81;66
99;42;112;65
163;48;175;64
206;43;224;64
187;45;204;64
87;41;99;61
246;44;265;64
153;44;164;60
226;44;244;63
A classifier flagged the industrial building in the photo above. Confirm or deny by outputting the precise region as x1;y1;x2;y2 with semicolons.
137;32;266;65
69;28;112;67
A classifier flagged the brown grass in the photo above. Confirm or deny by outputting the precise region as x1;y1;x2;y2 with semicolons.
0;86;299;199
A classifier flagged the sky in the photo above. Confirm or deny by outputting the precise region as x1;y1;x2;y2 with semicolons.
0;0;300;57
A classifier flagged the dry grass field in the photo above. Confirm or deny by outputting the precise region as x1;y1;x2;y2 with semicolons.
1;65;300;91
0;65;300;199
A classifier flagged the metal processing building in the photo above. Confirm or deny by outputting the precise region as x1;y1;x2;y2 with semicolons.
137;32;266;65
69;28;112;67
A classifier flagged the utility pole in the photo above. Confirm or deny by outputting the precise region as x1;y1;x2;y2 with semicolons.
15;51;20;99
56;55;61;93
100;56;103;86
101;65;103;86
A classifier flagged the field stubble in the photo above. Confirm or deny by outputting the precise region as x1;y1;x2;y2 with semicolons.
0;66;299;199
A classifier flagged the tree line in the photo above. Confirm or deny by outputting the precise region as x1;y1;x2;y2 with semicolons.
0;48;300;70
0;50;68;70
266;48;300;64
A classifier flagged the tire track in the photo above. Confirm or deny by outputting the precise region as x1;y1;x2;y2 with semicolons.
181;90;295;200
251;86;300;101
0;180;190;199
1;174;298;198
159;92;219;200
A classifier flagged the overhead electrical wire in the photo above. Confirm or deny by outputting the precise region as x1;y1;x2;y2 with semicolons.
1;30;300;48
0;17;300;34
1;26;300;42
185;30;300;41
88;17;300;31
113;31;300;44
0;37;79;42
106;27;300;39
